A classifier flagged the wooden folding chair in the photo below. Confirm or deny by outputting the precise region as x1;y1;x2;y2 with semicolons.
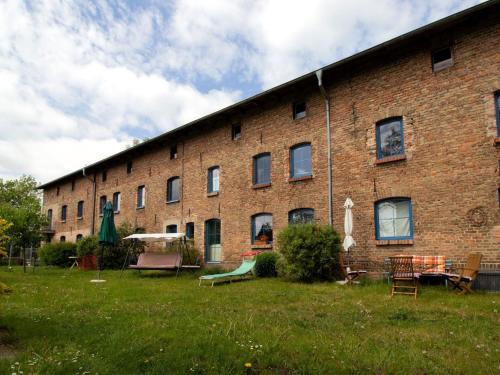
338;252;367;285
443;253;482;294
389;255;419;298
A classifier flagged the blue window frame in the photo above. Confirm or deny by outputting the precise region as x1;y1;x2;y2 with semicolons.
77;201;84;218
186;222;194;239
47;209;53;228
375;198;413;240
251;213;273;245
253;153;271;185
288;208;315;224
99;195;107;215
61;205;67;221
167;177;180;202
376;117;404;159
166;224;177;233
290;143;312;178
205;219;221;262
208;166;220;193
137;185;145;208
495;92;500;136
112;192;120;213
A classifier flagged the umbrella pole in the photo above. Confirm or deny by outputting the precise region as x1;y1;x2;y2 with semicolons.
91;244;106;283
120;244;132;278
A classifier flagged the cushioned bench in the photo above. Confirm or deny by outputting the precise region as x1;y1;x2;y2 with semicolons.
129;252;182;274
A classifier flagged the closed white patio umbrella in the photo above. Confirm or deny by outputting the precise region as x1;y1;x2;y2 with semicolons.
343;198;356;253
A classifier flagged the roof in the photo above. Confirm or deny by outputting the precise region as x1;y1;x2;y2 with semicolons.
37;0;499;189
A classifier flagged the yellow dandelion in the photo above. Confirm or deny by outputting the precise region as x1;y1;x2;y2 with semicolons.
244;362;252;368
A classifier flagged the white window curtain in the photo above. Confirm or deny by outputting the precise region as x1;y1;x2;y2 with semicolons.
378;201;410;238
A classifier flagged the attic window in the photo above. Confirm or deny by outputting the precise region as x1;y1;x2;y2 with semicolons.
71;180;75;191
56;187;60;196
432;47;453;71
232;123;241;140
170;145;178;160
127;161;133;174
293;102;306;120
102;170;107;182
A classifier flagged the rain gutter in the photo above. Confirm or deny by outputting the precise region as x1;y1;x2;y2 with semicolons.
316;69;333;226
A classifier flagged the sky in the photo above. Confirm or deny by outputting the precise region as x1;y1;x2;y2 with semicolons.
0;0;485;184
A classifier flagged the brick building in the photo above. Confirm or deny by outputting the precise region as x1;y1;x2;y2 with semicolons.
39;2;500;270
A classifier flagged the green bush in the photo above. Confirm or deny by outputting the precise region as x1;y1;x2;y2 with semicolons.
277;224;341;282
255;252;278;277
97;222;145;269
38;242;77;267
76;235;98;256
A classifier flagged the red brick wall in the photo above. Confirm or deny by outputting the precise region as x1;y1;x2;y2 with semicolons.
42;14;500;269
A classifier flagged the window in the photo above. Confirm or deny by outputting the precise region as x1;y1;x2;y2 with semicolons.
47;209;53;228
290;143;312;178
71;180;75;191
60;236;66;242
166;224;178;233
137;185;145;208
99;195;107;216
376;117;404;159
375;198;413;240
56;187;60;196
102;170;107;182
77;201;84;219
112;192;121;213
76;234;83;242
288;208;315;224
495;92;500;136
127;161;133;174
432;46;453;71
167;177;180;202
253;153;271;185
208;167;220;193
293;102;306;119
186;222;194;239
205;219;221;262
252;214;273;245
232;123;241;140
61;205;67;221
170;144;178;160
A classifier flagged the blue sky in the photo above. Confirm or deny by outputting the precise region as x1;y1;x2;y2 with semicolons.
0;0;484;183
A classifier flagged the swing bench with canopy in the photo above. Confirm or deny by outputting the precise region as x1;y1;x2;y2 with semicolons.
120;232;200;277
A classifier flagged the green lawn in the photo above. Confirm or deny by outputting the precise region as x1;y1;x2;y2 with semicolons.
0;267;498;375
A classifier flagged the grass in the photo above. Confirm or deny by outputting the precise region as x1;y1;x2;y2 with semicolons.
0;267;498;374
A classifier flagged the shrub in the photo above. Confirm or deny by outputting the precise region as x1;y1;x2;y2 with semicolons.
277;224;341;282
255;252;278;277
38;242;77;267
76;236;98;256
97;222;145;269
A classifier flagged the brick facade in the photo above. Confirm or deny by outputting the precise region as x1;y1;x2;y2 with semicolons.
41;6;500;270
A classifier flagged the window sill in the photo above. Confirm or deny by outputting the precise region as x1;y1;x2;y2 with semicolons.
376;239;414;246
375;154;406;165
136;207;145;211
251;244;273;250
77;217;83;221
205;261;222;264
60;220;66;224
114;211;120;215
288;175;313;183
207;192;219;197
252;183;271;190
494;136;500;145
166;200;180;205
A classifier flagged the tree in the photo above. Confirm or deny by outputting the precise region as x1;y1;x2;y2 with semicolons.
0;175;47;249
0;218;13;293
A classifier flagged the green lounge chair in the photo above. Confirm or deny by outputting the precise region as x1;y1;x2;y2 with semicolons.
199;259;256;287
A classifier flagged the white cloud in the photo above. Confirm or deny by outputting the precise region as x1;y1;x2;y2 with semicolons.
0;0;485;184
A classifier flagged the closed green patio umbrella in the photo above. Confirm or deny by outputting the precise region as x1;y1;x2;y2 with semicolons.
91;201;118;283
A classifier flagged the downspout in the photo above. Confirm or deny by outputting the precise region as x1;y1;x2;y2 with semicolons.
83;167;97;235
315;69;333;226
